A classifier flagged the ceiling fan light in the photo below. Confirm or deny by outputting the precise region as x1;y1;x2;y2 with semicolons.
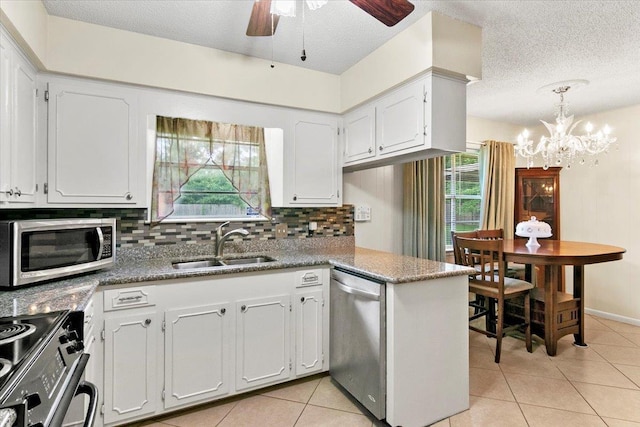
305;0;328;10
271;0;296;17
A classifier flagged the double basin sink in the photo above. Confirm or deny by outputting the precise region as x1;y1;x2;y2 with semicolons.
172;256;276;270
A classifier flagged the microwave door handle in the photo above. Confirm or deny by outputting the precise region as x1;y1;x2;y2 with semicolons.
95;227;104;260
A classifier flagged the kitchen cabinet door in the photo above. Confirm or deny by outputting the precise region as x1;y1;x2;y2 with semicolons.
236;294;292;391
344;105;376;164
295;289;324;376
0;31;37;206
288;112;341;206
47;80;139;205
164;303;231;409
103;311;157;425
376;78;424;156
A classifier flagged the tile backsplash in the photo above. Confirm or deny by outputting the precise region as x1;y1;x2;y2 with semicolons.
0;206;354;248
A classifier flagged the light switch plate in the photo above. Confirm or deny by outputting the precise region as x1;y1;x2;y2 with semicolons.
275;223;288;239
355;206;372;222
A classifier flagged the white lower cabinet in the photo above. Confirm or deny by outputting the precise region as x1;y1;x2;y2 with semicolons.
236;294;292;391
98;268;328;427
103;311;158;425
164;303;230;409
295;289;324;376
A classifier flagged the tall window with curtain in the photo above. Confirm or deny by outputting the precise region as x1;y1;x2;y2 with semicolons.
151;116;271;223
445;153;482;248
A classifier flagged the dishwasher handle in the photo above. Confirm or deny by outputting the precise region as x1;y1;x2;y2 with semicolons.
334;279;380;301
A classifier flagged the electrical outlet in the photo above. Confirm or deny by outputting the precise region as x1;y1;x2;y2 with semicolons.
275;223;288;239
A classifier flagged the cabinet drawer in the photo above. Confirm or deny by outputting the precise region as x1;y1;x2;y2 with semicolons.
104;286;156;311
296;269;323;287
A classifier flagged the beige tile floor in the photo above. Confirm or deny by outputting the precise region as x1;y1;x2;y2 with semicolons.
126;314;640;427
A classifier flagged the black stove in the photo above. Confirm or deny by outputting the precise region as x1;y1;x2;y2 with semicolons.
0;311;97;427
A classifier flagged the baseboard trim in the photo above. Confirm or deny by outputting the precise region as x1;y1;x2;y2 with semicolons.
585;308;640;327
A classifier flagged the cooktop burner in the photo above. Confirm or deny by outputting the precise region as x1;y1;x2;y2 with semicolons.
0;323;36;345
0;359;10;379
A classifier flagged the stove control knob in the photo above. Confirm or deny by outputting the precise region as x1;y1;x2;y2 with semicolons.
59;335;70;344
66;341;84;354
25;392;41;409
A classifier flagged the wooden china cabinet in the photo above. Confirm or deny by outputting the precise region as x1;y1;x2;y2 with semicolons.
514;167;561;240
514;166;564;290
508;167;566;339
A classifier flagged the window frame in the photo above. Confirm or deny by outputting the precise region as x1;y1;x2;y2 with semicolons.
145;118;271;224
445;147;482;250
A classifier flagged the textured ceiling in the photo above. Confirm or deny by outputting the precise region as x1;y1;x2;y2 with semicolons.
42;0;640;126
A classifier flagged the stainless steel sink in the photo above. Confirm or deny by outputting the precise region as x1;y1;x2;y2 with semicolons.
172;256;276;270
221;256;276;265
172;259;226;269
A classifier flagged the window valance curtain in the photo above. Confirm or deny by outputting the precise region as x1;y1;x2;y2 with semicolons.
151;116;271;223
402;157;446;261
479;140;515;235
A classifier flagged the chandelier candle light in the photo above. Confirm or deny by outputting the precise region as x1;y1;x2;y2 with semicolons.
515;80;617;170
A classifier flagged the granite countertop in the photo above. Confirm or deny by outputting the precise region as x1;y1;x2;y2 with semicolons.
0;240;473;317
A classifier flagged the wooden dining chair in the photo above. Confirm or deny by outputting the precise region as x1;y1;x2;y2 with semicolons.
454;236;534;363
451;229;504;328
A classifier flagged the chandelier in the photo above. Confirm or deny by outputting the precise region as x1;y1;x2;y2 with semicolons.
515;81;616;169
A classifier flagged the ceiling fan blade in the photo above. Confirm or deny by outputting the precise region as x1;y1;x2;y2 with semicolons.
349;0;415;27
246;0;280;36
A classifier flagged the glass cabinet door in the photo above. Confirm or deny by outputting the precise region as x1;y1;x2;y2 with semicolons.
515;167;561;239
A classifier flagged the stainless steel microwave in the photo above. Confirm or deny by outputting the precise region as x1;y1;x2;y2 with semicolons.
0;218;116;289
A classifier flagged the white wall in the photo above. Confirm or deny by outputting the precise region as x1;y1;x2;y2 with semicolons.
343;165;404;254
553;104;639;322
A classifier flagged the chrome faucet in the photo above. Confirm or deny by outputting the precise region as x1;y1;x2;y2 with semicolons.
215;221;250;257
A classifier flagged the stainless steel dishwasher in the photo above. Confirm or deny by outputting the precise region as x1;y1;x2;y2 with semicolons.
330;267;386;420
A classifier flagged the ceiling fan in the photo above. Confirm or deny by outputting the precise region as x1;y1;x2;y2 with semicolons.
246;0;416;36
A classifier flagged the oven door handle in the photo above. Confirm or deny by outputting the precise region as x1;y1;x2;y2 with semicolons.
76;380;99;427
49;354;97;427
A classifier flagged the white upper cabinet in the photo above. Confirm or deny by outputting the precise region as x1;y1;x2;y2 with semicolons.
0;31;37;206
47;79;140;205
343;104;376;164
285;111;341;206
342;71;467;172
376;78;425;156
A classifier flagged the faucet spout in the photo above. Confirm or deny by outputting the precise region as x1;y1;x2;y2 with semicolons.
215;223;249;257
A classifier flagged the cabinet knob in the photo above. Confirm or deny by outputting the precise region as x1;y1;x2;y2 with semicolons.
220;308;226;315
5;189;13;196
293;195;297;201
14;188;21;197
379;146;384;151
125;192;133;200
368;147;372;154
241;305;247;312
300;297;306;303
144;318;151;326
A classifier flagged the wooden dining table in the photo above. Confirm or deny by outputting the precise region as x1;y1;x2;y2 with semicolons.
502;239;625;356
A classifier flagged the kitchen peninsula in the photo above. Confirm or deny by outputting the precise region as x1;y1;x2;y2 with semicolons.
0;238;474;427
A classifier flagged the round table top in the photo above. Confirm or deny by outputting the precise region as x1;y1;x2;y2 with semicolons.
503;239;626;265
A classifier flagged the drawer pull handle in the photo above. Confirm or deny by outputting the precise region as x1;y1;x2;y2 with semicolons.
302;273;318;282
118;295;143;302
